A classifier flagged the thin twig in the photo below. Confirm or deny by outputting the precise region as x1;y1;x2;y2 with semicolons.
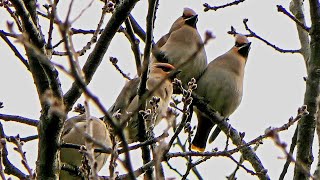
203;0;246;12
0;30;29;70
109;57;131;80
229;19;301;53
277;5;310;32
0;113;39;126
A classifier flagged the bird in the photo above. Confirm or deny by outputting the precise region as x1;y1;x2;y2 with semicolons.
154;7;197;49
191;34;251;152
60;114;112;180
152;7;207;90
108;63;179;144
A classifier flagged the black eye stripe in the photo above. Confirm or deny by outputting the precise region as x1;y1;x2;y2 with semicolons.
159;66;172;72
235;42;246;47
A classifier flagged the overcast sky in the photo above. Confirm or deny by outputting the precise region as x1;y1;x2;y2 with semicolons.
0;0;314;179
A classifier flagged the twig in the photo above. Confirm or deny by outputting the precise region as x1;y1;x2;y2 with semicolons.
237;19;300;53
61;132;168;154
227;143;261;179
0;139;6;180
136;0;159;179
203;0;246;12
63;0;139;113
124;18;142;76
228;155;257;176
2;1;23;31
277;5;310;32
109;57;132;80
10;0;46;48
271;130;315;179
0;30;29;70
279;126;298;180
76;2;108;56
128;14;149;44
0;113;39;126
0;122;27;179
7;136;34;179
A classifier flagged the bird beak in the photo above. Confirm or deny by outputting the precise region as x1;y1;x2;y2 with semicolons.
169;70;182;81
185;14;198;28
238;42;251;58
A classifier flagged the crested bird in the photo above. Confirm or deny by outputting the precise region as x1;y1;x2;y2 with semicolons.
191;34;251;152
109;63;179;143
152;7;207;89
60;114;111;180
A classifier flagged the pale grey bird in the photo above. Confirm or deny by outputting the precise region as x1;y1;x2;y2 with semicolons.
109;63;179;143
60;114;111;179
191;34;251;152
152;7;207;89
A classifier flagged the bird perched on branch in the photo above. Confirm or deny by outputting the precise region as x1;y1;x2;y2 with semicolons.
152;7;207;89
60;114;111;180
191;34;251;152
109;63;180;143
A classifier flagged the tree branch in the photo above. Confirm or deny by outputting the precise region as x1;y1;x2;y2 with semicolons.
277;5;310;32
0;113;38;126
63;0;139;112
203;0;246;12
294;0;320;179
229;19;300;53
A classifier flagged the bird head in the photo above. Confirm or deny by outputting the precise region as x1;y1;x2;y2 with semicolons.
149;63;180;81
234;34;251;58
169;8;198;33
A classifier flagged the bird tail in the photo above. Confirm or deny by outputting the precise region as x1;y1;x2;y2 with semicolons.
208;126;222;143
191;113;214;152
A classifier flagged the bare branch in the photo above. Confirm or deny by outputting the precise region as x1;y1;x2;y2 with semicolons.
294;0;320;179
109;57;132;80
277;5;310;32
228;19;300;53
124;18;142;76
10;0;46;48
63;0;139;113
203;0;246;12
7;136;34;179
0;30;29;70
0;122;27;179
0;113;39;126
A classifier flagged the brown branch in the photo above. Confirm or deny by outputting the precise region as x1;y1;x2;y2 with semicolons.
289;0;310;65
2;1;23;32
63;0;139;113
0;113;39;126
10;0;46;48
229;19;300;53
124;18;142;76
271;130;315;179
136;0;159;179
7;136;34;178
277;5;310;32
294;0;320;179
0;30;29;70
0;122;27;179
45;0;59;51
203;0;246;12
129;14;149;43
60;132;168;154
109;57;132;80
279;126;298;180
76;3;108;56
